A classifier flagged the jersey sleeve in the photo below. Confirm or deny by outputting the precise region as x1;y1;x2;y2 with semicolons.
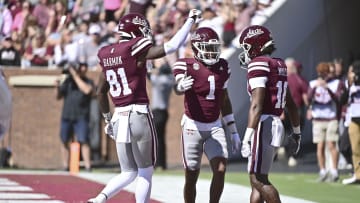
247;60;269;90
172;60;187;82
131;37;153;57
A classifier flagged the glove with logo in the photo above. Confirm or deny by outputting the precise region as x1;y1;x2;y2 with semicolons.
288;133;301;155
188;9;203;24
177;75;194;92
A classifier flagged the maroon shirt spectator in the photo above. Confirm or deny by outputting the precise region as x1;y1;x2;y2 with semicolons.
32;0;52;29
24;32;54;66
288;73;309;108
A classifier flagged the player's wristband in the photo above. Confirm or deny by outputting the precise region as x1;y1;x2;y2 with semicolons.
223;114;238;134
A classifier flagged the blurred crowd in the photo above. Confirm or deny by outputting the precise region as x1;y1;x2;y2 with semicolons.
282;57;360;184
0;0;273;70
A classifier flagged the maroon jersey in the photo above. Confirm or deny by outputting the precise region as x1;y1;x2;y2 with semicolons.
173;58;230;123
247;56;287;116
98;37;152;107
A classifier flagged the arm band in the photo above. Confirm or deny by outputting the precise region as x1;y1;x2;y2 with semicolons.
292;126;301;134
163;18;194;54
223;114;238;134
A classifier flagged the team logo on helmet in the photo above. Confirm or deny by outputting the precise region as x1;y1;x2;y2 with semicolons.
132;16;148;27
246;28;264;39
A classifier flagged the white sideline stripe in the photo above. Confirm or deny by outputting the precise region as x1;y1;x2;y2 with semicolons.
78;173;317;203
0;201;64;203
0;178;20;186
0;186;32;191
0;193;50;199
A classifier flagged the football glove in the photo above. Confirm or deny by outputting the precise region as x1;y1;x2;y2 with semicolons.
177;75;194;92
188;9;202;24
231;133;241;153
288;133;301;155
104;123;115;140
241;128;254;158
102;113;115;140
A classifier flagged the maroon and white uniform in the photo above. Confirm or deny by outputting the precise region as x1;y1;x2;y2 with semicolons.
97;37;157;170
173;58;231;170
98;37;152;107
247;56;287;174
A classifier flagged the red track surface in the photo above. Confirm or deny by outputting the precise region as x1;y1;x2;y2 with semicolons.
0;174;161;203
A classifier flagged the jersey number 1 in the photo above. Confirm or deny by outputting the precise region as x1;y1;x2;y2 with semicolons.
106;68;132;97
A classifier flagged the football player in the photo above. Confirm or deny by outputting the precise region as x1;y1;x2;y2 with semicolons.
0;70;12;141
88;10;202;203
172;27;241;203
238;25;301;203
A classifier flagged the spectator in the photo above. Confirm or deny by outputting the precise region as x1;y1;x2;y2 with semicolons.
341;60;360;185
149;61;175;170
32;0;52;30
55;62;94;172
281;58;309;167
0;37;21;66
234;0;257;35
128;0;155;16
339;66;354;170
78;23;103;70
11;1;32;34
72;0;103;23
308;62;342;182
54;29;78;67
45;0;70;36
102;0;127;23
23;30;54;67
218;0;237;48
0;2;13;39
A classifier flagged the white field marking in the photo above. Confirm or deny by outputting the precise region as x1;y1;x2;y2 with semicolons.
0;201;64;203
0;178;20;186
0;193;50;199
0;186;32;191
78;173;318;203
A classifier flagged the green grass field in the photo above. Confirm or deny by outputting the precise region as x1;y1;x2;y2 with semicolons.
157;170;360;203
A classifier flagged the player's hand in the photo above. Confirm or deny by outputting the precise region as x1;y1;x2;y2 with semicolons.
104;122;115;140
241;128;254;157
103;113;115;140
188;9;202;24
288;133;301;155
177;75;194;92
241;141;251;158
231;133;241;153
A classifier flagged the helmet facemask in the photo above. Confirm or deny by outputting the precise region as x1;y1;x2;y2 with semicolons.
238;43;251;67
194;40;221;66
139;26;153;40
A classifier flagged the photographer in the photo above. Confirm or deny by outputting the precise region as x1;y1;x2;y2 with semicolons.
55;62;93;171
341;61;360;184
